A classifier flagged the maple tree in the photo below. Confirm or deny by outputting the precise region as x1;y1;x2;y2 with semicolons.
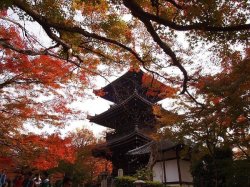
52;128;112;186
29;134;76;170
154;50;249;186
157;49;249;158
0;9;87;169
0;133;76;174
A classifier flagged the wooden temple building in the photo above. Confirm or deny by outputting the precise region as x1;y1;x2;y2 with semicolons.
128;140;193;186
89;69;193;186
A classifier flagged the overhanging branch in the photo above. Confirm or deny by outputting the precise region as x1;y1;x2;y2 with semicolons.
12;0;146;65
123;0;250;32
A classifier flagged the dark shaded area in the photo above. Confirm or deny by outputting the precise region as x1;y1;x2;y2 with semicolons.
192;147;250;187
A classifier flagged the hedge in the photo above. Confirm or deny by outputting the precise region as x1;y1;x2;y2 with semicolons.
114;176;166;187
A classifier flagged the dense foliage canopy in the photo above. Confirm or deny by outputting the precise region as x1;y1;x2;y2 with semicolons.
1;0;249;92
0;0;249;174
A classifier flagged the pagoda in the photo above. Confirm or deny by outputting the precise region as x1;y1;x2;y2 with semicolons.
89;69;173;175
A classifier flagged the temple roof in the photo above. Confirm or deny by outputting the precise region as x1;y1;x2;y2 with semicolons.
88;90;154;128
127;140;179;155
106;129;152;148
92;129;152;158
94;69;174;104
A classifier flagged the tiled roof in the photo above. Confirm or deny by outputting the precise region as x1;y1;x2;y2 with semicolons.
94;69;168;103
88;90;153;127
106;129;152;147
127;140;178;155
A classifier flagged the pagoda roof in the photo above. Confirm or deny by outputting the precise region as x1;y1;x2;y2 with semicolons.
88;90;154;128
94;69;174;104
106;129;152;148
127;140;179;155
92;129;152;159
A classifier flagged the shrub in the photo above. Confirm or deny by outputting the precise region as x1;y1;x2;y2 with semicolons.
114;176;166;187
144;181;165;187
114;176;136;187
134;167;152;181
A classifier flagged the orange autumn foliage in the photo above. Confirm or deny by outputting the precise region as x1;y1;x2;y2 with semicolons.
169;50;250;159
14;134;76;170
142;74;177;98
236;115;247;124
0;25;78;128
84;156;112;179
0;12;88;166
51;129;112;184
32;135;75;170
93;89;107;97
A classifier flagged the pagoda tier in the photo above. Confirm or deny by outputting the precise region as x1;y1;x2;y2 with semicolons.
88;91;157;134
92;129;151;175
94;69;172;104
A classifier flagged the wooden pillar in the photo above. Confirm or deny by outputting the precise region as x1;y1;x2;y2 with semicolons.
163;160;167;184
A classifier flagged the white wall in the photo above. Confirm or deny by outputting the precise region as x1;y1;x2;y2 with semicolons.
152;160;179;183
165;160;179;182
152;159;193;184
152;162;164;182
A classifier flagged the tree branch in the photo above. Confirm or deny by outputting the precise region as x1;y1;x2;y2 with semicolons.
0;39;83;67
123;0;250;32
0;39;48;56
12;0;146;65
123;1;188;93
